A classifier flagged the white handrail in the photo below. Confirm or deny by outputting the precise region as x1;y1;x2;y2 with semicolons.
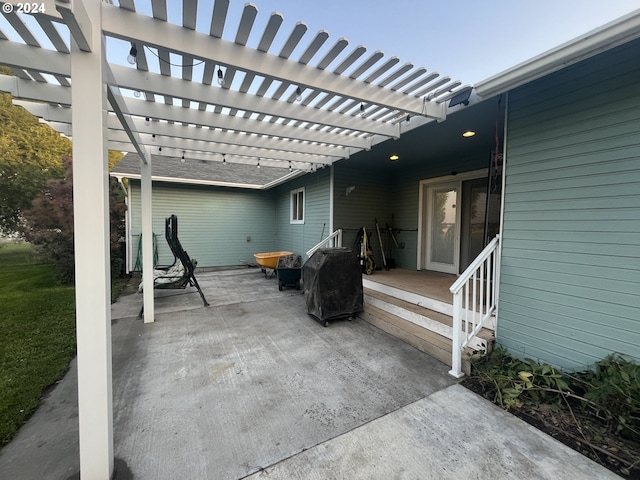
449;234;501;378
306;229;343;258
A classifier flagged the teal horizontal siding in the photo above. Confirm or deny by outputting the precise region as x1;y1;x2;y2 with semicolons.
332;163;392;266
273;169;331;258
129;182;276;268
498;39;640;370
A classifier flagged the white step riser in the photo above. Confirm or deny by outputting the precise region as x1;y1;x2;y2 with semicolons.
362;278;453;316
364;294;487;352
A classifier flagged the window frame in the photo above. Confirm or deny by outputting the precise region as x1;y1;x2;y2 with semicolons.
290;187;305;224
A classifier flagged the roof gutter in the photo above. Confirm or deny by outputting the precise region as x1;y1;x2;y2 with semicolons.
109;172;264;190
475;8;640;99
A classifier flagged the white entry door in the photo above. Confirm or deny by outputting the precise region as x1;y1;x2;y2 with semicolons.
425;182;459;274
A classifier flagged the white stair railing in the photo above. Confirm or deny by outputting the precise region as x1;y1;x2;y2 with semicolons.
306;229;343;258
449;234;501;378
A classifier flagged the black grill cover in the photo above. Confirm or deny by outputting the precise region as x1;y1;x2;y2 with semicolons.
303;247;363;322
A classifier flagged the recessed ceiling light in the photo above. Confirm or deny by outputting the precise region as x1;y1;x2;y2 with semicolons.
462;131;476;138
389;154;400;161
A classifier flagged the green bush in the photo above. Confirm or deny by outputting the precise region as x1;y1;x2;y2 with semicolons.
577;354;640;439
470;348;640;438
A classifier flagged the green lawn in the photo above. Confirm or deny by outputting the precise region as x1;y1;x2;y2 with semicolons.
0;243;76;447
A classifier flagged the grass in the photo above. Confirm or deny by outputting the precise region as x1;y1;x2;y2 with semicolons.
0;243;76;447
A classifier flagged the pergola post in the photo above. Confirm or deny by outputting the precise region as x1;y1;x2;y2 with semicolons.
70;0;114;478
141;159;154;323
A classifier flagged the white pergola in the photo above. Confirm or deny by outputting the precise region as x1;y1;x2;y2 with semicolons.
0;1;475;477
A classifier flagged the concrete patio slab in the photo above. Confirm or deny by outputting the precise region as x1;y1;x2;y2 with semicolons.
0;268;619;479
245;384;619;479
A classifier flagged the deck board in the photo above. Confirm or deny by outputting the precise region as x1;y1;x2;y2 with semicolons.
364;269;455;305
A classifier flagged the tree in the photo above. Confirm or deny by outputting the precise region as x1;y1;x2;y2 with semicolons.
21;157;75;282
21;156;127;284
0;88;72;233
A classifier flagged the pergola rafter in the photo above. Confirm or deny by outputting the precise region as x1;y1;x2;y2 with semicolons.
0;0;473;180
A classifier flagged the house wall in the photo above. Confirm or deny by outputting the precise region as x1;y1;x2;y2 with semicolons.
273;168;331;258
498;39;640;370
389;153;489;269
332;162;392;267
129;182;276;268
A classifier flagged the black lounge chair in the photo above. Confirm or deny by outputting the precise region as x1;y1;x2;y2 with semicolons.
138;215;209;316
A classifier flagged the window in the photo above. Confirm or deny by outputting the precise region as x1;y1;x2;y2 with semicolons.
290;187;305;224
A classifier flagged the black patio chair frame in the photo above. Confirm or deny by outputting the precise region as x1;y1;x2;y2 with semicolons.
139;215;209;317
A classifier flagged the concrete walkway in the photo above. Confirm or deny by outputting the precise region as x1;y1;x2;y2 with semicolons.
0;268;619;479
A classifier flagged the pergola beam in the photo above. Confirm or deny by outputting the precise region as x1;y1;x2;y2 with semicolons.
111;65;397;137
102;3;445;119
55;0;92;52
105;60;151;164
122;98;369;150
12;99;348;158
110;130;336;165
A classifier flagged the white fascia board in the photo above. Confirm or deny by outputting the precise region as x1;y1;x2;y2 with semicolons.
101;4;443;119
111;65;396;137
109;172;264;190
476;8;640;98
122;98;368;150
261;170;307;189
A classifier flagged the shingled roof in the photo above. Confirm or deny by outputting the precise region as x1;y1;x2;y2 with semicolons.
111;152;302;189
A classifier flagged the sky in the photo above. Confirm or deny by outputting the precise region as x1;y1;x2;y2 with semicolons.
208;0;638;83
1;0;638;85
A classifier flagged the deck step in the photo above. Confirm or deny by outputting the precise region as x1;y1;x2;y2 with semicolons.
359;288;494;373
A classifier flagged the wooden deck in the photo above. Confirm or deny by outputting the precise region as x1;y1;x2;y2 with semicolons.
363;269;456;305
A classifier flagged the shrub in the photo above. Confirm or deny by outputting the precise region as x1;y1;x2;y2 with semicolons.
577;354;640;439
470;348;640;439
21;156;126;284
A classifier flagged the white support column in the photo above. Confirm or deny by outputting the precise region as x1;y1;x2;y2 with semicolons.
141;158;155;323
70;0;113;478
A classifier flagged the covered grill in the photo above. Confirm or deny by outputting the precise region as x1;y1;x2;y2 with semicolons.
302;248;363;326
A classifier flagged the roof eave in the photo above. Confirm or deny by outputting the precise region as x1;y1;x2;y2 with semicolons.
109;172;264;190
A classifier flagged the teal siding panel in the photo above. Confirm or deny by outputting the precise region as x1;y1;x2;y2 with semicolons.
129;182;276;268
498;39;640;370
333;164;392;267
273;169;331;258
501;238;639;263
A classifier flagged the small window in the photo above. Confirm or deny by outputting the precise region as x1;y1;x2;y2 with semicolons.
290;187;305;224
